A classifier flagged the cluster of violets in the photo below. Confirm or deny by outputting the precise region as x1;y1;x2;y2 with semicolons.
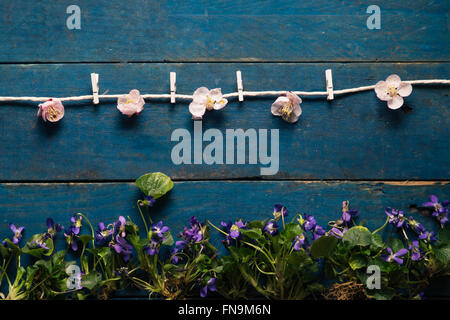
381;195;448;265
170;216;217;298
37;74;413;124
2;194;447;298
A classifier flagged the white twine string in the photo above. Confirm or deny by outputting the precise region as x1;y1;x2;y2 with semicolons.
0;79;448;103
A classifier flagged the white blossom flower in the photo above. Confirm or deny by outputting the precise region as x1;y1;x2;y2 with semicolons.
374;74;412;110
189;87;228;119
271;92;302;123
117;89;145;117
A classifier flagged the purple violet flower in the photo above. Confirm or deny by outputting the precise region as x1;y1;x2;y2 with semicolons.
293;234;307;251
64;226;79;252
110;235;133;262
115;216;127;238
9;224;24;244
328;227;347;239
385;208;408;228
228;220;246;239
303;215;316;231
140;195;156;207
45;218;62;240
273;204;288;220
200;278;216;298
419;230;437;243
341;200;359;224
423;195;449;214
382;247;408;265
151;221;170;239
70;214;82;235
408;240;422;261
96;222;113;244
312;225;326;240
145;239;160;256
263;220;279;236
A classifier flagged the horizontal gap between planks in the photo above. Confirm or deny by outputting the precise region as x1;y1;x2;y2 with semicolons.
0;179;448;185
0;60;449;65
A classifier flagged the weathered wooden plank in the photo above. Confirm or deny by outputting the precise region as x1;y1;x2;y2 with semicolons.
0;1;448;62
0;62;448;180
0;181;448;297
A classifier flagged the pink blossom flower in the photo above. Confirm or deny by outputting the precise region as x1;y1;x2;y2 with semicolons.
271;91;302;123
37;99;65;122
374;74;413;110
189;87;228;120
117;89;145;117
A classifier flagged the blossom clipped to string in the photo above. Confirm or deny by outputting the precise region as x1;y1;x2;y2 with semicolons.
9;224;24;244
200;278;216;298
374;74;412;109
273;204;288;220
382;247;408;265
341;200;359;224
189;87;228;120
117;89;145;117
271;91;302;123
37;99;65;122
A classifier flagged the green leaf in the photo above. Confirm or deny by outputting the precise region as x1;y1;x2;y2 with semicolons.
310;236;338;259
371;233;384;249
386;238;404;252
78;235;94;246
52;250;66;266
438;228;450;244
349;254;368;270
368;288;396;300
342;226;372;247
162;232;174;246
135;172;174;198
434;245;450;263
241;228;262;240
81;272;102;290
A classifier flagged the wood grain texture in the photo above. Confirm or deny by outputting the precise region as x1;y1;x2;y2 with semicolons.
0;181;448;297
0;63;448;181
0;1;448;62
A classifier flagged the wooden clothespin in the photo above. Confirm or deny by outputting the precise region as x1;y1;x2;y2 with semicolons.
236;70;244;102
90;73;99;104
325;69;334;100
170;72;176;103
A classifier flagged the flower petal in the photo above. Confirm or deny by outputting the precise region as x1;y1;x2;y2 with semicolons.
386;74;401;87
213;98;228;110
271;97;289;116
387;95;404;110
192;87;209;103
374;81;391;101
189;101;206;118
397;82;412;97
209;88;223;102
286;92;302;105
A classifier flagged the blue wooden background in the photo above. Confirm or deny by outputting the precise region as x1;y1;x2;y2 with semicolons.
0;0;449;298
